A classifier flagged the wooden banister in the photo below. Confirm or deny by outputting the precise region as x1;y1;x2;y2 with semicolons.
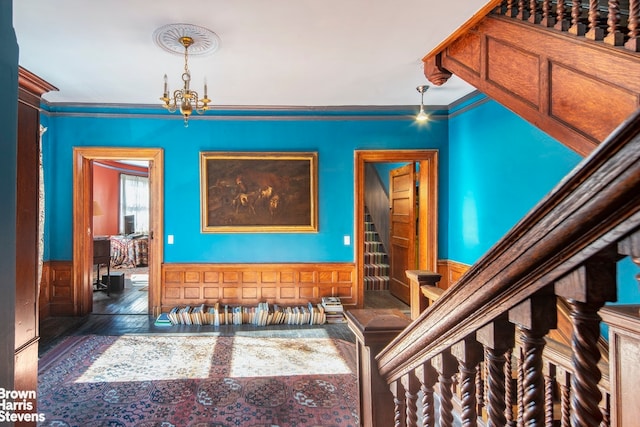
374;108;640;425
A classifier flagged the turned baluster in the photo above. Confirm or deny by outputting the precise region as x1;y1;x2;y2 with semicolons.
477;317;515;427
600;392;610;427
569;0;587;35
476;361;486;420
504;349;516;427
529;0;541;23
556;253;617;427
604;0;624;45
390;379;406;427
586;0;605;40
557;367;572;427
432;351;457;427
541;0;556;26
401;372;419;427
452;335;484;426
555;0;571;30
543;361;556;426
516;345;524;426
509;292;557;425
517;0;530;20
415;362;438;427
625;0;640;51
506;0;518;17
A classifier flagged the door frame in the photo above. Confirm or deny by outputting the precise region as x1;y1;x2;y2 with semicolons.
73;147;164;316
355;150;438;308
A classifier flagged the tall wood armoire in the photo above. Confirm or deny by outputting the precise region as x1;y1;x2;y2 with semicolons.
14;67;56;421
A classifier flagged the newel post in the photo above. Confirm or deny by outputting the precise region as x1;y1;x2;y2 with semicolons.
345;309;411;427
406;270;442;320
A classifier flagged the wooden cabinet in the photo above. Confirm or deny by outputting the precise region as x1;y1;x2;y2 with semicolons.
14;67;56;422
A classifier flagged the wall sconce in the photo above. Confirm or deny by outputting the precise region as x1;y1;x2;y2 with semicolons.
416;85;430;122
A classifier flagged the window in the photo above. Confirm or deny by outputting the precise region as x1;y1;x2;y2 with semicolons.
120;174;149;234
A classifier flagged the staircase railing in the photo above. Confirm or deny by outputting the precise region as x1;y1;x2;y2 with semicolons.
492;0;639;52
375;108;640;426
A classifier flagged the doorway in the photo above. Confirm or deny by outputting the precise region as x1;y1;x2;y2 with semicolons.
92;159;150;314
355;150;438;308
73;148;164;317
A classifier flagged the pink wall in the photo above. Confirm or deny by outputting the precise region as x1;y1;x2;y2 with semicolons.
92;161;148;236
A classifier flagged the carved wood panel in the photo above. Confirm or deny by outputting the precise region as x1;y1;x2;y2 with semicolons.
161;263;356;311
48;261;74;316
435;15;640;156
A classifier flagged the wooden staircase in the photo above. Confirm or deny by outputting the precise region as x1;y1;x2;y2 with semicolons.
375;106;640;427
364;208;390;291
354;1;640;425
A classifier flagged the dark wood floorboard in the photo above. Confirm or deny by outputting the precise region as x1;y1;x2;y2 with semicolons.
39;283;409;357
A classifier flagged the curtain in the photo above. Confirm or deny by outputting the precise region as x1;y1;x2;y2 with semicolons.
37;125;46;299
119;174;149;234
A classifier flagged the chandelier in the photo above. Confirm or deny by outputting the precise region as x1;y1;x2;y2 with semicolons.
154;24;220;127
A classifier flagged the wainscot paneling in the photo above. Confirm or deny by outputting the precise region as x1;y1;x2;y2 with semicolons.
161;263;357;311
436;259;470;290
48;261;74;316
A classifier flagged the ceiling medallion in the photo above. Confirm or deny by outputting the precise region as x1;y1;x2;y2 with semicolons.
153;23;220;57
155;24;218;127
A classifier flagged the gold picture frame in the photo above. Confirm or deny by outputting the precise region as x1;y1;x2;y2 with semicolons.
200;152;318;233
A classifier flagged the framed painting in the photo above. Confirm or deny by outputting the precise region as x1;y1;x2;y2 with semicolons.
200;152;318;232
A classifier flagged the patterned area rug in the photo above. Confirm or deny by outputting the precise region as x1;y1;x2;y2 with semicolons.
38;335;359;427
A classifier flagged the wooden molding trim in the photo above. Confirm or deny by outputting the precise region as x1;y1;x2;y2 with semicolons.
18;66;58;97
436;259;470;290
160;262;356;313
355;150;439;309
73;147;164;316
422;0;503;61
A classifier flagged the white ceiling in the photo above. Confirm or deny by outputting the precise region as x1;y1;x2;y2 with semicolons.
14;0;486;108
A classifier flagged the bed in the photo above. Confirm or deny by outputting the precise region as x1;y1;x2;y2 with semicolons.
110;234;149;268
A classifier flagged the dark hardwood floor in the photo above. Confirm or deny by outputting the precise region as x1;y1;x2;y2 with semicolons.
39;271;409;357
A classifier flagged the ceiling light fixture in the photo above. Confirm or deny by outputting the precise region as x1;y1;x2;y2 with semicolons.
154;24;220;127
415;85;430;122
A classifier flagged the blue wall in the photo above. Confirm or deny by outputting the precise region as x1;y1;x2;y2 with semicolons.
446;99;582;264
44;111;448;263
43;99;640;315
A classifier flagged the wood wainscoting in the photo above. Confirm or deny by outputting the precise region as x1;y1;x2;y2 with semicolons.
436;259;470;290
160;263;357;313
39;261;74;317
